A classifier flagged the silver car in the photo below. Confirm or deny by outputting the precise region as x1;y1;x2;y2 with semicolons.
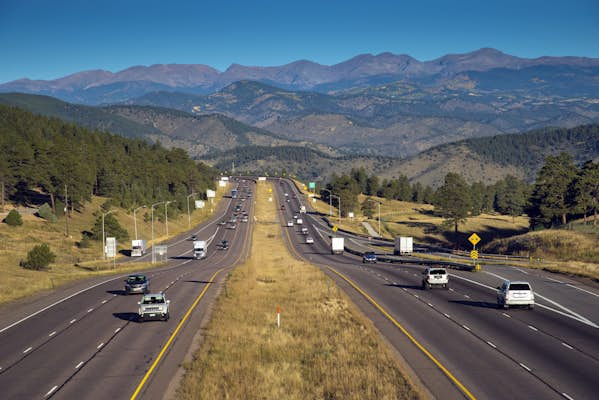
497;281;534;309
138;293;170;321
124;274;149;295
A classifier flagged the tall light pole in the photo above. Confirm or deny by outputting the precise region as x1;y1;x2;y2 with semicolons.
331;194;341;223
186;193;197;228
165;201;175;237
133;205;147;241
321;188;332;216
151;201;165;263
368;199;382;237
102;210;116;260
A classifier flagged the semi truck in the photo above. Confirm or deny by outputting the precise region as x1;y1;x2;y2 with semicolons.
394;236;413;255
193;240;207;259
331;237;344;255
131;239;147;257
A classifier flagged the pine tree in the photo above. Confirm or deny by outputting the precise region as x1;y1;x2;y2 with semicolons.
433;173;472;233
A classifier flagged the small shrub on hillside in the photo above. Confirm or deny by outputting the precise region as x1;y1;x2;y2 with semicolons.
4;209;23;226
78;235;92;248
37;203;57;223
20;243;56;270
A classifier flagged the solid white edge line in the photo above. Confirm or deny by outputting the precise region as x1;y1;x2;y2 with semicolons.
75;361;84;369
45;385;58;397
452;272;598;328
519;362;532;372
566;283;599;298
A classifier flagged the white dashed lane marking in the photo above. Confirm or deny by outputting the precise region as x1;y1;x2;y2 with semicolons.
75;361;84;369
45;385;58;397
23;347;32;354
49;331;56;337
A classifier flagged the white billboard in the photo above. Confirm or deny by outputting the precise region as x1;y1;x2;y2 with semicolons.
219;180;227;187
206;189;216;198
105;237;117;258
195;200;205;209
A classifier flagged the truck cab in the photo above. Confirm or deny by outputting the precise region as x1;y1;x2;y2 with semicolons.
193;240;207;259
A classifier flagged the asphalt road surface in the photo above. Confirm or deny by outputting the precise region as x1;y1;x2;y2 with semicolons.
275;178;599;400
0;179;255;400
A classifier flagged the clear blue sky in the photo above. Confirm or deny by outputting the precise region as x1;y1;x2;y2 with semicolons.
1;0;598;83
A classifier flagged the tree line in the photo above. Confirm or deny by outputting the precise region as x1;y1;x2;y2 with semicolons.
322;153;599;232
0;105;218;215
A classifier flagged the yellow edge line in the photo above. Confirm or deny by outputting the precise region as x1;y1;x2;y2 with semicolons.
327;267;476;400
130;268;221;400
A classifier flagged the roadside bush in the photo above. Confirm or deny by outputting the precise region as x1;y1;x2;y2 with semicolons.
78;235;92;248
37;203;57;223
4;209;23;226
89;213;129;241
20;243;56;270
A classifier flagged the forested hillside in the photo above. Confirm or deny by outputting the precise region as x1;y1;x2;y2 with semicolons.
0;105;218;212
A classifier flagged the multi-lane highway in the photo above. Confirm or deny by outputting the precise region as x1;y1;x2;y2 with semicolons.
275;178;599;400
0;179;255;400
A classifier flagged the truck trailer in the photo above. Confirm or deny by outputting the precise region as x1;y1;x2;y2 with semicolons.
193;240;207;259
331;237;344;255
131;239;147;257
394;236;413;255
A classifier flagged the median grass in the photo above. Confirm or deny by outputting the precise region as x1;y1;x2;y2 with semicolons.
0;187;226;304
176;182;420;400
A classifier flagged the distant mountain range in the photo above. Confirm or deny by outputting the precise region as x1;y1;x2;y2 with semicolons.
2;48;598;104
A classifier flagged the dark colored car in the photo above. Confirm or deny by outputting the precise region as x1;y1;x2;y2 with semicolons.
362;252;377;263
125;274;149;295
220;240;229;250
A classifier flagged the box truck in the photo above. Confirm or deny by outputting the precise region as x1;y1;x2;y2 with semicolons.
193;240;207;259
131;239;147;257
394;237;413;255
331;237;344;255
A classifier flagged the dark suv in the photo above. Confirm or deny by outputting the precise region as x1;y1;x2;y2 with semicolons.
124;274;149;295
220;240;229;250
363;252;377;263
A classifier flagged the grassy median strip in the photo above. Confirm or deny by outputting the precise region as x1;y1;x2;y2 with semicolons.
176;182;420;400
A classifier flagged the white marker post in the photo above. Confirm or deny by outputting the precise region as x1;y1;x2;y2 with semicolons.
276;305;281;328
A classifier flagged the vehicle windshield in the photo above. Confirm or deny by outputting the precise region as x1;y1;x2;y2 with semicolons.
509;283;531;291
142;295;165;304
127;276;146;284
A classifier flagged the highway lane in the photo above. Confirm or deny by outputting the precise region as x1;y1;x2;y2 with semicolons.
0;179;255;400
276;178;599;400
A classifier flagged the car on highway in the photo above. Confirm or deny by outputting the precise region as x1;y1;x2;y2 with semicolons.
497;281;534;309
301;227;309;235
287;221;294;227
422;267;449;290
242;216;249;223
124;274;150;295
190;234;197;241
281;204;285;210
138;293;170;322
227;223;237;230
305;236;314;244
362;251;377;263
220;240;229;250
218;220;226;226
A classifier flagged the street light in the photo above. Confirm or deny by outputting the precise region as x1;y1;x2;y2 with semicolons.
151;201;165;263
321;188;332;216
133;205;147;240
367;198;382;238
102;210;116;260
331;194;341;223
186;193;197;228
165;201;175;237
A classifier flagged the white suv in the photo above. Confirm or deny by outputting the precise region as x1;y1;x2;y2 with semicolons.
497;281;534;309
422;267;449;290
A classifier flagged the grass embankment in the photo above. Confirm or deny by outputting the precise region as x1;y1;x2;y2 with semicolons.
0;188;225;304
177;182;420;400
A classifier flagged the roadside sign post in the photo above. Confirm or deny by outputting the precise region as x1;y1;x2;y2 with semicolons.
276;305;281;328
468;233;481;271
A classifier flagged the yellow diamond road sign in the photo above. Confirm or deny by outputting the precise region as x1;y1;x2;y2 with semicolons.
470;250;479;260
468;233;481;246
332;225;338;232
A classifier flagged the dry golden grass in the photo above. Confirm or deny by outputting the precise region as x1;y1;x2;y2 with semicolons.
177;182;420;400
0;187;226;304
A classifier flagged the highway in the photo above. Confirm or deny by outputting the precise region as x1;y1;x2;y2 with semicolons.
275;178;599;400
0;179;255;400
